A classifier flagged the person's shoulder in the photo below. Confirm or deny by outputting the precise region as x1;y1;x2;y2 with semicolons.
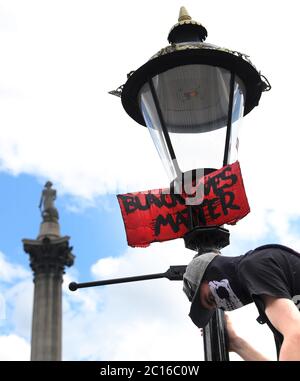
237;249;266;273
237;243;296;274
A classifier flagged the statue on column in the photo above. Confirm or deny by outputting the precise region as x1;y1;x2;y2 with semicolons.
39;181;59;222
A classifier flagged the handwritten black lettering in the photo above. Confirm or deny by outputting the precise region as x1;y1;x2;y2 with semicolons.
117;195;137;214
119;163;244;238
155;210;189;236
219;191;240;215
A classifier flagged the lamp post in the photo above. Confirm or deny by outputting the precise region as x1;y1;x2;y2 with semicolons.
71;6;269;362
116;7;270;360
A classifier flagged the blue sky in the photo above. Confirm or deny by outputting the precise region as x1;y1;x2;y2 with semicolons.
1;0;300;361
0;171;128;279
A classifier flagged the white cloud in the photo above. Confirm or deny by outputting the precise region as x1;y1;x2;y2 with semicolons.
0;251;30;283
91;256;123;278
0;253;31;360
63;271;104;314
4;280;33;340
0;0;170;200
0;335;30;361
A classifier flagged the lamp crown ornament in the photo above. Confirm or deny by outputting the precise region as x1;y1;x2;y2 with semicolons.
168;6;207;43
178;6;191;21
112;6;271;132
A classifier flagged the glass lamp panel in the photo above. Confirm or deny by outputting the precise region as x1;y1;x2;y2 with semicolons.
139;82;179;181
152;64;231;134
139;64;246;179
227;81;245;164
168;125;227;172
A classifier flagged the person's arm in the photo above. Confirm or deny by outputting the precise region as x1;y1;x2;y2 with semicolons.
225;314;270;361
263;296;300;361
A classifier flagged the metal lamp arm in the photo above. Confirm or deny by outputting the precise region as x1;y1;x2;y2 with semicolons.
69;265;187;291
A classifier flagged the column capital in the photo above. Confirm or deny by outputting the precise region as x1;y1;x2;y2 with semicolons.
23;236;75;277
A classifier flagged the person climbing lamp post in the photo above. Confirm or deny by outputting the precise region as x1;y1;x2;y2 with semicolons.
115;7;270;360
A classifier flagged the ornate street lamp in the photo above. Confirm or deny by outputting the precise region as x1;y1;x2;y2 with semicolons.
70;7;270;362
118;7;269;254
114;7;270;360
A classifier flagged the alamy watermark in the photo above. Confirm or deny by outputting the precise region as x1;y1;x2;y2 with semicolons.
157;161;205;206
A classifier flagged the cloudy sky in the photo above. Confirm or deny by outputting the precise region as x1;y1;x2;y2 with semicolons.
0;0;299;361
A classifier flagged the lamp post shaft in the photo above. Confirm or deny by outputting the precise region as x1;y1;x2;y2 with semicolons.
203;309;229;361
184;226;230;361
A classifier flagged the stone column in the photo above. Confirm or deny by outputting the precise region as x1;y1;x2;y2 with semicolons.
23;182;74;361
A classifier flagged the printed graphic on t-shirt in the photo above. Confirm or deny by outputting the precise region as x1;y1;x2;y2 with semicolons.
208;279;244;311
292;295;300;311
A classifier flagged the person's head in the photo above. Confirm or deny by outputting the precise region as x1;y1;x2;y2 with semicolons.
199;280;217;310
45;181;53;188
183;252;219;328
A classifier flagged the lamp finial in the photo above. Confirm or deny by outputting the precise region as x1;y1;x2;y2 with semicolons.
178;6;192;22
168;7;207;44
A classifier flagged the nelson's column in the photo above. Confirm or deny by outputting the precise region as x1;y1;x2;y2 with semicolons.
23;181;75;361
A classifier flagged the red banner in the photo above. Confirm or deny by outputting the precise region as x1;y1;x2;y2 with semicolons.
117;161;250;248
